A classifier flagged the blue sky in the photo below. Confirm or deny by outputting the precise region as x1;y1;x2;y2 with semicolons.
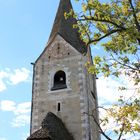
0;1;60;140
0;0;139;140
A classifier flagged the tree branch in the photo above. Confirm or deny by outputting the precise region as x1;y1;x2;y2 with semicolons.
117;123;124;140
111;54;140;72
129;0;140;31
87;29;123;45
78;16;126;30
128;0;140;44
77;19;91;44
84;112;112;140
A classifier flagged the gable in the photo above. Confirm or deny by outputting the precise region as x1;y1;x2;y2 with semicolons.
35;34;84;64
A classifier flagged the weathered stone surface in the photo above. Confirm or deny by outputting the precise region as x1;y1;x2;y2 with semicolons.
29;0;100;140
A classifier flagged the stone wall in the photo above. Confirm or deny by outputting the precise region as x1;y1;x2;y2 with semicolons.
31;35;99;140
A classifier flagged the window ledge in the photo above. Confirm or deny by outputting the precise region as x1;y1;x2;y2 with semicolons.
51;85;67;91
47;88;72;94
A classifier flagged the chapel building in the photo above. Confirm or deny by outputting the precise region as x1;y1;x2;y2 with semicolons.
27;0;100;140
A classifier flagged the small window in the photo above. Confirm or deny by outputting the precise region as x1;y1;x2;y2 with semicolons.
57;102;61;112
51;70;67;90
57;44;60;54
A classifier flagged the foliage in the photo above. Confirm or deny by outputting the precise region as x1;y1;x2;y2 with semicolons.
65;0;140;139
100;96;140;139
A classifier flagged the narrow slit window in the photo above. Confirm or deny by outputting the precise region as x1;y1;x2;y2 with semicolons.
57;44;60;54
57;102;61;112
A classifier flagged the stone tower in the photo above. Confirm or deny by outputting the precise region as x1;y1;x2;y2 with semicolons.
27;0;100;140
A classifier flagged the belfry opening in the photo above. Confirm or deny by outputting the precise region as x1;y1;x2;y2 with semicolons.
51;70;67;90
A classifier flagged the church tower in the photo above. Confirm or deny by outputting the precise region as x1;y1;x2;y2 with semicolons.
27;0;100;140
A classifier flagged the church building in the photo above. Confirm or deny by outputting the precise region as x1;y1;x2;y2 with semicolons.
27;0;100;140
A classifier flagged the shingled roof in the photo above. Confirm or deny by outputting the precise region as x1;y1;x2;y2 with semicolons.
27;112;74;140
49;0;87;54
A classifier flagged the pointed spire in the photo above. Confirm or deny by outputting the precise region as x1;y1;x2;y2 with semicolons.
49;0;87;54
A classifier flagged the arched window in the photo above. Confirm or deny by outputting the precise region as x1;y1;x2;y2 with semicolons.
51;70;67;90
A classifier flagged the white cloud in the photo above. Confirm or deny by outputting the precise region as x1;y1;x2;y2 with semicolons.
0;100;16;111
0;68;31;92
14;102;31;115
0;80;7;92
11;114;30;127
97;76;122;105
12;102;31;127
9;68;30;85
0;71;9;79
122;133;140;140
97;76;139;115
0;71;9;92
97;76;139;106
97;76;140;139
0;100;31;127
